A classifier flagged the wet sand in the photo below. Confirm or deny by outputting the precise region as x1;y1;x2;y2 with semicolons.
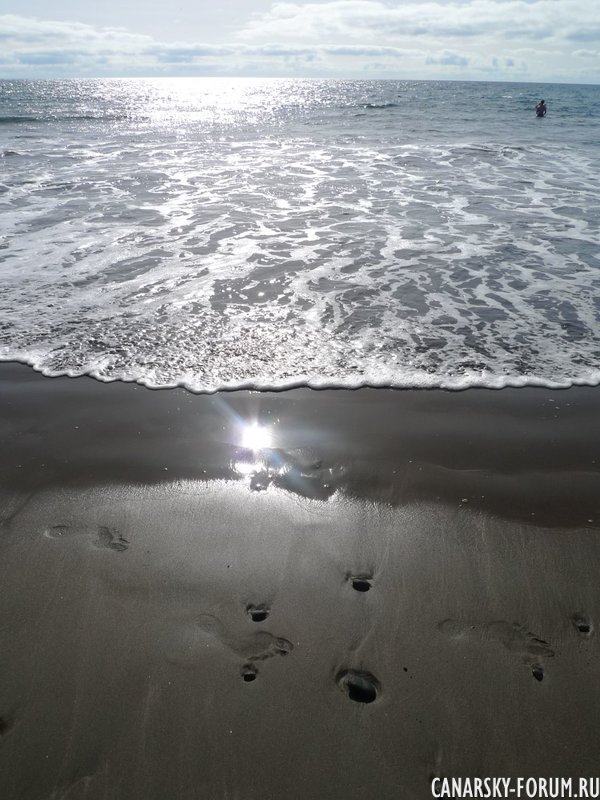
1;361;600;799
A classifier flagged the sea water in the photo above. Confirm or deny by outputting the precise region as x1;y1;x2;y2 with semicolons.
1;78;599;391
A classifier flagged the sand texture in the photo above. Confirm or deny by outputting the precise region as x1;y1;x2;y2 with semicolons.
1;363;600;799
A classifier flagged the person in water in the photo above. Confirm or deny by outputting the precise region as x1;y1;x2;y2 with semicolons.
536;99;547;117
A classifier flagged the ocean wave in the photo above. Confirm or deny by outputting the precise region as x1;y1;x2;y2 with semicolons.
0;114;137;124
364;102;400;109
0;116;40;124
1;78;599;395
2;355;600;393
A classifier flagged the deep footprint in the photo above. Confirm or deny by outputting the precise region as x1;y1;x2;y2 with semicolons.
246;604;269;623
336;670;380;704
94;526;129;552
348;575;373;593
241;664;258;682
571;613;593;637
531;665;544;682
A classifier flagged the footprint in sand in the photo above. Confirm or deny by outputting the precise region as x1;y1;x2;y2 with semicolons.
438;619;554;680
93;526;129;552
571;613;594;638
484;621;554;658
241;664;258;683
44;524;73;539
347;573;373;593
166;613;293;669
531;665;545;682
439;619;554;657
44;524;129;552
336;669;380;704
246;603;270;623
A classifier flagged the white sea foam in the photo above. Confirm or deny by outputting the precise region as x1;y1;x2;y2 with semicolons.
1;79;599;392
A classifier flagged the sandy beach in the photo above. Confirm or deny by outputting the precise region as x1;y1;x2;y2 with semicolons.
1;361;600;799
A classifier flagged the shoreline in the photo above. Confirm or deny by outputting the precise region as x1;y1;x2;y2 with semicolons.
4;357;600;394
1;361;599;527
1;361;600;798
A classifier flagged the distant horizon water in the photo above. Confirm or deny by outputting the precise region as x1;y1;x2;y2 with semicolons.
1;78;599;392
2;77;600;86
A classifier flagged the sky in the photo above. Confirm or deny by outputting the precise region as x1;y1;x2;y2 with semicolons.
0;0;598;83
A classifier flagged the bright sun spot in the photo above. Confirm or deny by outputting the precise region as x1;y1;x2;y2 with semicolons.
235;460;265;475
241;423;273;451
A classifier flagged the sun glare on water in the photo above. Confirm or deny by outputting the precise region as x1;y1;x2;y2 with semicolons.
131;77;306;125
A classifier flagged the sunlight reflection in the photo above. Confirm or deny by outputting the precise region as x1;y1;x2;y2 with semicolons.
228;415;338;500
128;77;310;125
241;423;273;452
234;459;266;476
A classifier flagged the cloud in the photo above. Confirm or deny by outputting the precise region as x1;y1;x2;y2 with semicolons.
146;44;237;63
322;45;417;56
237;0;597;46
565;27;600;42
17;50;83;65
0;14;153;49
233;0;599;81
0;15;409;78
240;1;518;39
0;6;597;82
426;51;469;65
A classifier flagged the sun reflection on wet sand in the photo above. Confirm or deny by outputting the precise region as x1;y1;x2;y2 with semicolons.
240;422;273;452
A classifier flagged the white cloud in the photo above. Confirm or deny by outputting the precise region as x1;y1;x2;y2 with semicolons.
236;0;592;44
0;14;153;49
426;51;470;66
574;49;599;58
234;0;599;81
0;5;598;81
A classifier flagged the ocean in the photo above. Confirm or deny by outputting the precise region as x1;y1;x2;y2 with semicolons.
1;78;599;391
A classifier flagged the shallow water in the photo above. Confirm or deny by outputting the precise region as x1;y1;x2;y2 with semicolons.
1;78;599;390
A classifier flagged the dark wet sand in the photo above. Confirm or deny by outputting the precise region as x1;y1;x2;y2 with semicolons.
1;361;600;799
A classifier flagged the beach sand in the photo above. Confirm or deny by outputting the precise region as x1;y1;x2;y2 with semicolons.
1;361;599;799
